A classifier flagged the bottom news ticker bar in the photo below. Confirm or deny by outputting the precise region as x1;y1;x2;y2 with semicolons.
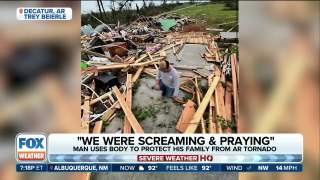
16;163;303;172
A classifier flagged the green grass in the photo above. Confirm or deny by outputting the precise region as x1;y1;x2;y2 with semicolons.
175;3;238;30
133;106;160;122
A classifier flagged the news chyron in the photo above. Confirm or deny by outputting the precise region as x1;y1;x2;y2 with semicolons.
15;133;303;173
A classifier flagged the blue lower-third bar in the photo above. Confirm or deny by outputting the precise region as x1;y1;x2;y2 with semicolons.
16;163;303;172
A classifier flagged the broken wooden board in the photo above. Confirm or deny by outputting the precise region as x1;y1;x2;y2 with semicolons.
208;75;217;133
214;42;221;62
204;56;215;62
214;91;223;133
124;74;133;133
102;108;117;121
205;53;214;58
112;86;144;134
180;85;195;94
81;67;98;76
195;78;206;134
90;91;113;105
205;47;215;57
97;59;159;70
176;100;196;133
184;77;220;134
217;82;226;119
147;52;159;70
193;70;208;78
132;66;144;84
135;54;148;63
224;82;233;133
143;70;156;78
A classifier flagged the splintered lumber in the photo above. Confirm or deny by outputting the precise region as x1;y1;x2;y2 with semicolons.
224;82;233;133
205;47;215;56
184;77;220;134
97;59;158;70
143;70;156;78
176;100;196;133
81;95;90;134
214;91;223;133
159;44;175;52
102;108;117;121
193;70;208;78
180;86;194;94
132;66;144;84
173;65;203;70
135;54;148;63
205;53;214;58
217;82;226;119
214;42;221;62
90;91;113;105
176;38;187;54
112;86;144;134
124;74;133;133
108;113;117;122
91;81;103;134
195;78;206;134
204;56;215;62
81;66;99;76
147;52;159;70
208;75;217;133
180;77;194;86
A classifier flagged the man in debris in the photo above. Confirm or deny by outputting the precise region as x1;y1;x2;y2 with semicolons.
155;60;180;100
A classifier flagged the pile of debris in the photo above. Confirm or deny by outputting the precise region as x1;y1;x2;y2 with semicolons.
80;15;239;135
125;13;195;33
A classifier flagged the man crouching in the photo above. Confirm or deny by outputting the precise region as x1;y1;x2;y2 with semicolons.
155;60;180;100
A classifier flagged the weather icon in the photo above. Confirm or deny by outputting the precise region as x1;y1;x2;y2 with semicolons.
139;166;144;171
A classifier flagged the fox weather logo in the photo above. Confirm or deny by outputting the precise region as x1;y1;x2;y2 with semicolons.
16;133;47;162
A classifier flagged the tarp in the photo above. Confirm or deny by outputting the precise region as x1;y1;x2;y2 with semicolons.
81;25;94;36
95;24;116;33
95;24;108;33
159;19;177;31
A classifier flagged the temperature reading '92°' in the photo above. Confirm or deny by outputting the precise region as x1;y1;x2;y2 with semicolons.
202;165;210;171
148;165;158;171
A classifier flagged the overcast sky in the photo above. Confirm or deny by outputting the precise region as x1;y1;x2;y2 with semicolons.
81;1;202;14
